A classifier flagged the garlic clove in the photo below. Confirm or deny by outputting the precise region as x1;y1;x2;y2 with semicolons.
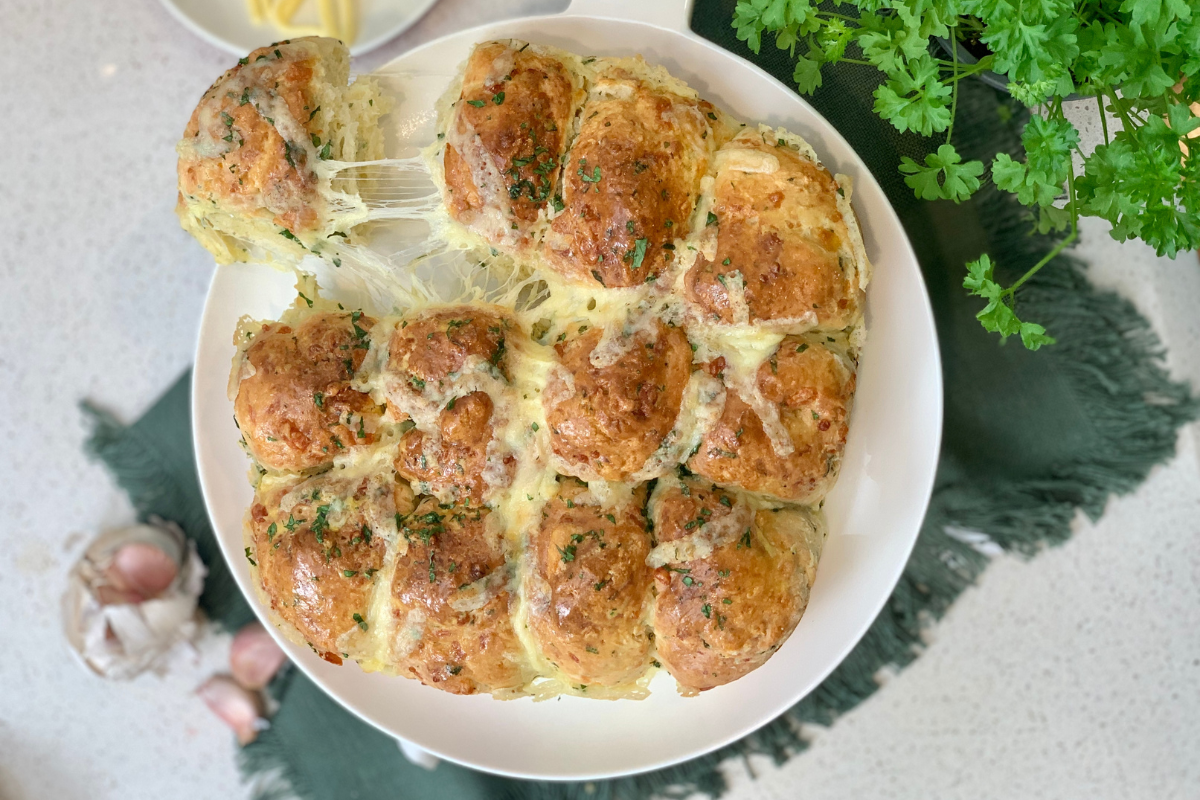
230;622;288;690
197;675;267;745
106;542;179;601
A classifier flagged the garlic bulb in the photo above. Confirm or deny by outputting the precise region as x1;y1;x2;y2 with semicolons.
63;519;206;680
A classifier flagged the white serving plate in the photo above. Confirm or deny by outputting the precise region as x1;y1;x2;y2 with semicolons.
192;0;943;780
160;0;440;57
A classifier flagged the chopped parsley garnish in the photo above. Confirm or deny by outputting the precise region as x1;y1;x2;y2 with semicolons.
279;229;305;249
737;529;753;549
489;337;506;366
631;238;648;270
707;211;718;226
267;522;277;539
492;91;505;105
701;603;712;619
591;270;605;286
244;547;256;566
353;613;367;631
578;163;602;184
409;376;426;391
466;99;486;107
313;392;325;410
719;496;732;507
557;543;577;563
310;504;332;543
343;570;358;577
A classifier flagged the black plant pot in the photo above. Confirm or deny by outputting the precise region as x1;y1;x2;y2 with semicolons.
935;37;1085;101
934;37;1011;94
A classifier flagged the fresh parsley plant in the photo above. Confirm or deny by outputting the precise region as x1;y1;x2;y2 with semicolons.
734;0;1200;348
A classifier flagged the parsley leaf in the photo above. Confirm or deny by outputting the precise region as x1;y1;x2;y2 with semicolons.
872;55;952;136
963;255;1055;350
899;144;985;202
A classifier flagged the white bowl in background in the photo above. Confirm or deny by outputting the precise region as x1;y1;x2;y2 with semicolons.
160;0;440;57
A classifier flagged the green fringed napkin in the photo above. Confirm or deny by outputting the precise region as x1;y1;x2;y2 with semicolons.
84;2;1196;797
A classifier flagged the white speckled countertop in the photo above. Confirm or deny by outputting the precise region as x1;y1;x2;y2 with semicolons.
1;1;1197;797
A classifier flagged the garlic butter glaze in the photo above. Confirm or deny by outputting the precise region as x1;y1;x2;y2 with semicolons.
188;37;871;697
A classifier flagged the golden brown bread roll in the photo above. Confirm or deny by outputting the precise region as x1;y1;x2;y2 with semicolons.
385;305;513;393
441;41;584;253
394;391;514;504
176;37;388;263
648;474;822;692
540;61;719;287
247;470;403;661
526;479;653;686
378;305;518;504
687;335;855;503
686;127;866;330
544;319;692;482
234;311;382;473
388;499;529;694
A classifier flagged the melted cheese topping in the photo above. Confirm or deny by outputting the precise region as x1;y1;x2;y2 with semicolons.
228;39;870;700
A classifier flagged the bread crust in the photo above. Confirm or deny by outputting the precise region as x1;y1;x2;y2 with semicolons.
688;336;855;503
234;311;380;473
